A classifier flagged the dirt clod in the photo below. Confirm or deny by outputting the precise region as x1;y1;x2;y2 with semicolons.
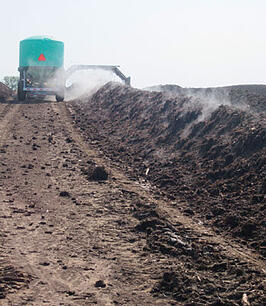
59;191;70;197
90;166;108;181
94;280;106;288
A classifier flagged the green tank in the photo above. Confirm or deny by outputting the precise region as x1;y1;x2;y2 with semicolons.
19;35;64;67
18;36;65;102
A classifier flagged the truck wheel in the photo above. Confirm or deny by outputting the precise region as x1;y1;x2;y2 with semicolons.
17;81;26;101
56;87;65;102
56;95;64;102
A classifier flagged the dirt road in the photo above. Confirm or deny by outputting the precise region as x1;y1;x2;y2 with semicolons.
0;99;265;305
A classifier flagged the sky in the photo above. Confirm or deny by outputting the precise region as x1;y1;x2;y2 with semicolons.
1;0;266;88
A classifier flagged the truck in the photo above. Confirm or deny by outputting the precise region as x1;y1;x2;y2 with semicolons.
18;35;65;102
17;35;130;102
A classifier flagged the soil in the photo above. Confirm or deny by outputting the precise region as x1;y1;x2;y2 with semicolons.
70;83;265;257
0;83;265;305
0;82;13;101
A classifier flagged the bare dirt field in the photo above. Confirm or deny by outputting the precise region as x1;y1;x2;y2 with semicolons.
0;83;265;305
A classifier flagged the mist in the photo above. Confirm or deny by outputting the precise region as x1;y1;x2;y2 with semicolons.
65;69;122;100
144;85;255;140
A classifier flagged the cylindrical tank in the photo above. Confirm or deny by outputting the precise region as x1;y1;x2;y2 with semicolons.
19;35;64;68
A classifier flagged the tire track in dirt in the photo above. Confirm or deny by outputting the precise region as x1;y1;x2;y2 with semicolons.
0;103;11;119
0;102;33;301
0;101;174;305
0;103;20;142
46;101;177;305
0;101;95;304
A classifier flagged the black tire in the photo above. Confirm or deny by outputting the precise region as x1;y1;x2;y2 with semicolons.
56;87;65;102
56;94;64;102
17;81;26;101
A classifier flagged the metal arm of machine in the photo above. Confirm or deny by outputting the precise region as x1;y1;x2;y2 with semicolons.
66;65;131;86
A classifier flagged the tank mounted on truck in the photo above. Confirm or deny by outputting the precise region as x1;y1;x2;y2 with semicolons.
18;36;65;101
17;35;130;102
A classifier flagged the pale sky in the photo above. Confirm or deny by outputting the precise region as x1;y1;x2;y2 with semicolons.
1;0;266;88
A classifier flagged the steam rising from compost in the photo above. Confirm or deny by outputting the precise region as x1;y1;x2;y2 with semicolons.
66;69;122;100
146;85;252;133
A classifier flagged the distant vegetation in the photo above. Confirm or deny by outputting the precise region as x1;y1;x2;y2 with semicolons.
2;76;19;91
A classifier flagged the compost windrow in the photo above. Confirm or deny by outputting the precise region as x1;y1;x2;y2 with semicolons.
70;82;266;257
